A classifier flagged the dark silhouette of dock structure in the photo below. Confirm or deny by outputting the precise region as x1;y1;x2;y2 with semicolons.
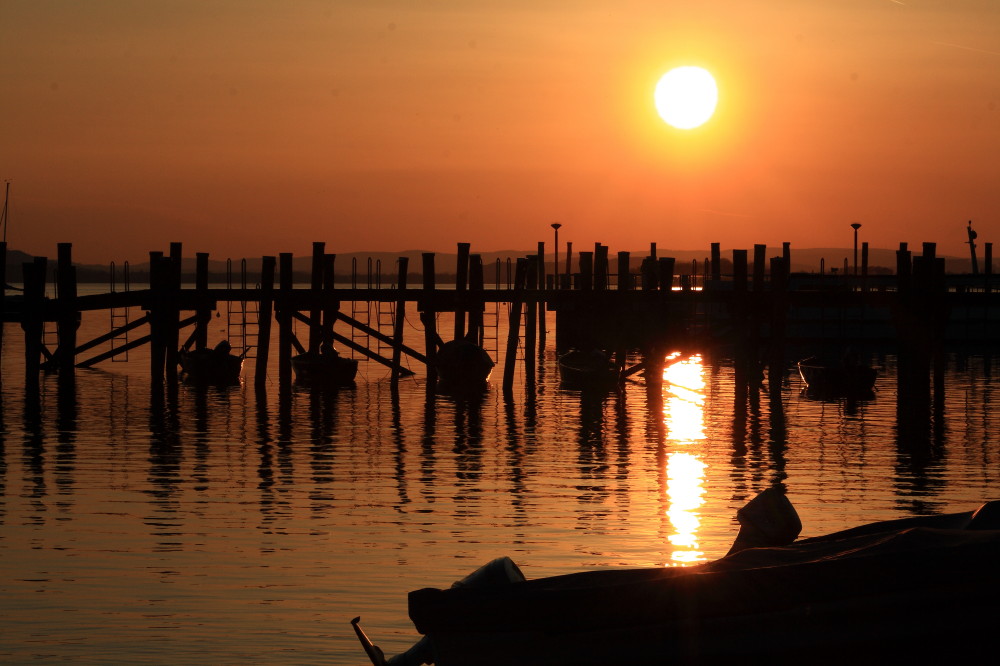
2;239;998;401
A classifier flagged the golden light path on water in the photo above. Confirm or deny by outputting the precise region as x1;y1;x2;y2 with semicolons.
662;352;708;564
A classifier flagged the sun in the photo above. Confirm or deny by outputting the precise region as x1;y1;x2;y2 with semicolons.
654;67;718;130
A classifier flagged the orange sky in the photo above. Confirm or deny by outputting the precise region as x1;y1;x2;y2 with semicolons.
3;1;1000;264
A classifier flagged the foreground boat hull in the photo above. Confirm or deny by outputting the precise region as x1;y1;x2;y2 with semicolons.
406;509;1000;664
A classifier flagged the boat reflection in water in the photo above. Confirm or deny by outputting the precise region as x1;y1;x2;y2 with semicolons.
661;352;708;565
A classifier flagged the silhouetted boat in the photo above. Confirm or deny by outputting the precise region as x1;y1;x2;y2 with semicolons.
179;345;244;385
354;491;1000;664
797;355;876;397
291;349;358;386
436;339;494;393
557;349;620;389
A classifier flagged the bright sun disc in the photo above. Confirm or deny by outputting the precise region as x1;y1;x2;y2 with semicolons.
654;67;718;130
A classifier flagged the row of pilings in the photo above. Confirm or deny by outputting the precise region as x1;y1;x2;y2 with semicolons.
2;239;995;412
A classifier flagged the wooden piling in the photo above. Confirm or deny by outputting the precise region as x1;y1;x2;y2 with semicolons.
564;241;573;280
309;241;325;353
56;242;78;375
148;252;166;390
752;244;766;291
594;243;609;290
536;242;546;353
0;242;6;379
277;252;293;392
502;258;527;394
391;256;409;389
254;256;276;392
21;258;46;389
617;252;630;291
467;254;485;345
986;242;993;293
421;253;439;391
321;253;338;346
165;243;182;385
658;257;675;291
733;250;748;293
579;251;593;290
524;256;537;386
711;243;721;283
861;242;869;291
454;242;470;341
194;252;209;350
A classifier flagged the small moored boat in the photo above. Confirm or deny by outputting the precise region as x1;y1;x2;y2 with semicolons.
435;339;494;393
797;354;876;397
557;349;620;389
179;341;244;385
291;348;359;387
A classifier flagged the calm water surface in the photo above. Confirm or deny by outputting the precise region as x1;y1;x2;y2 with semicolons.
2;309;999;664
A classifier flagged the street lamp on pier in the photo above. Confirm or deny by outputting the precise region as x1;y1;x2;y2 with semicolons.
551;223;562;288
851;223;862;276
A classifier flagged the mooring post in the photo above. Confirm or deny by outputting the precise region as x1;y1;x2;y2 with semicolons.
165;243;182;385
421;252;438;391
468;254;484;345
194;252;209;350
594;243;609;290
148;251;166;391
524;256;537;387
896;244;912;293
617;251;631;291
309;242;325;353
659;257;675;292
0;242;6;378
56;243;78;375
563;241;573;289
391;256;409;390
21;258;46;390
733;249;748;293
640;255;657;290
536;241;546;353
861;242;869;292
454;242;470;341
254;256;276;392
321;252;338;348
277;252;293;392
986;242;993;293
502;258;526;395
752;244;766;291
579;251;593;290
711;243;721;284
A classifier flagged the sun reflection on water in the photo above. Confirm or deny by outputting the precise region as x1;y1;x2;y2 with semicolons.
662;353;708;564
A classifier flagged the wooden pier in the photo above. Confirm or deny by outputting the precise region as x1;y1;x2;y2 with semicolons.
3;240;999;400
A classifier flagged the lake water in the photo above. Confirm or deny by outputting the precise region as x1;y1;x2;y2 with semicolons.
2;305;999;664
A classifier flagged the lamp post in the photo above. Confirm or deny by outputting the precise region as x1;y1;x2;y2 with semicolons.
851;223;862;276
551;223;562;288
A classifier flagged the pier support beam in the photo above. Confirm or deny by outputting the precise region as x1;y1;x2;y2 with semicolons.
254;256;276;393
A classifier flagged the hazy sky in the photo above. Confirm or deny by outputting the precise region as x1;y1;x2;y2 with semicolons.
3;1;999;263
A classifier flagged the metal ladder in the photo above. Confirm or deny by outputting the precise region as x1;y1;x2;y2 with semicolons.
374;259;395;357
226;258;259;357
350;257;371;358
109;261;131;361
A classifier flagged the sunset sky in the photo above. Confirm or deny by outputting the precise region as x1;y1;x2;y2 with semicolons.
3;1;999;263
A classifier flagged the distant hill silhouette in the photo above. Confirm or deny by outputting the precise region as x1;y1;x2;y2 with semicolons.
2;246;988;285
